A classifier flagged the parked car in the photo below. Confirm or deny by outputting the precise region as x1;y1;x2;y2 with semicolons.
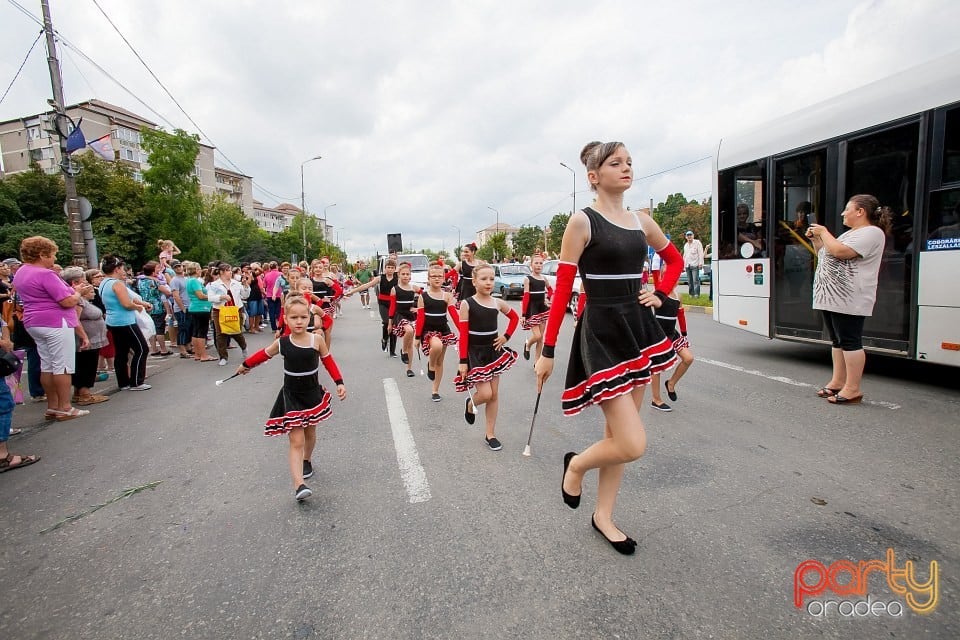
541;259;582;314
677;264;712;286
493;263;530;300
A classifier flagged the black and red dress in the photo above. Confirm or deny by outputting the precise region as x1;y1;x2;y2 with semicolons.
264;334;333;436
561;207;677;415
454;297;517;391
390;286;418;336
455;261;476;302
376;273;398;324
522;275;551;329
418;291;458;356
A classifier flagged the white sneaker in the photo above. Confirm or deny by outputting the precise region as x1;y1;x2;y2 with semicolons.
218;359;227;366
128;383;152;391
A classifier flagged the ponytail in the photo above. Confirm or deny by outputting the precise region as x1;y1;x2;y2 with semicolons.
849;194;891;234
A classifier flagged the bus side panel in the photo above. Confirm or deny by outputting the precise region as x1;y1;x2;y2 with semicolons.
716;259;771;336
916;251;960;365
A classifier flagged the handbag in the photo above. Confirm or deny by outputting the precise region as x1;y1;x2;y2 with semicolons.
0;349;21;378
219;298;242;335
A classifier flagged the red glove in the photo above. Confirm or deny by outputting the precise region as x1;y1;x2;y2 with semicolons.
504;307;519;340
677;306;688;336
447;304;459;324
655;242;683;296
415;307;425;339
388;293;397;317
521;291;530;316
321;353;343;385
542;262;576;357
242;348;272;368
458;318;470;363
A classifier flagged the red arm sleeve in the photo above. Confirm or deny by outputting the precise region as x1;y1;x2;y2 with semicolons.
521;291;530;316
321;352;343;385
242;348;272;368
415;307;425;339
388;293;397;317
576;291;586;318
446;269;459;289
447;304;460;324
546;284;554;301
504;307;519;340
458;318;470;362
331;281;343;299
655;242;683;296
677;306;688;335
542;262;576;357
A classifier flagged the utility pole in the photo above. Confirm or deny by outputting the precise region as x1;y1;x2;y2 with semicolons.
41;0;87;267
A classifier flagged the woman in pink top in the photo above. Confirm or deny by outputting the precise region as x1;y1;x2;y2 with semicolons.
15;236;93;421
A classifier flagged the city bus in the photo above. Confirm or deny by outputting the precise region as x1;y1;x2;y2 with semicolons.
711;50;960;367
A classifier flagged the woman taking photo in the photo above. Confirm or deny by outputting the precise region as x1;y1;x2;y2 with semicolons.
61;267;109;405
807;194;888;405
99;255;152;391
15;236;93;420
535;141;683;555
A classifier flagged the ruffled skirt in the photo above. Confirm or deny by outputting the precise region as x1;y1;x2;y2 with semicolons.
453;345;517;392
561;297;677;416
522;310;549;330
391;318;414;337
421;328;457;356
264;375;332;436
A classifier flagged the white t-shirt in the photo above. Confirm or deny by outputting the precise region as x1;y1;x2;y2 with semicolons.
812;225;886;316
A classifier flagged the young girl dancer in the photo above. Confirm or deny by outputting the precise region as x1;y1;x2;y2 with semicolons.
237;294;346;502
521;254;553;361
535;141;683;554
387;262;420;377
455;263;520;451
346;259;398;356
649;290;694;412
452;243;479;302
415;264;460;402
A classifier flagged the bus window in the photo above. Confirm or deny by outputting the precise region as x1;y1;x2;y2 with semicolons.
925;188;960;251
944;107;960;184
718;159;767;259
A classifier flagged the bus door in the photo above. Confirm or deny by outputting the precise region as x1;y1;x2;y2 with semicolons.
840;121;921;355
772;149;830;341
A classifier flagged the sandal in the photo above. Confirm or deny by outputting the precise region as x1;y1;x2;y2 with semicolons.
816;387;841;398
76;395;109;406
828;394;863;405
55;407;91;421
0;453;40;473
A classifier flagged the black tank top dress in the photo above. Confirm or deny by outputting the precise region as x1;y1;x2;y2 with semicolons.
456;261;476;301
560;207;677;416
453;297;517;392
390;286;418;336
264;334;333;436
419;291;458;356
522;275;550;329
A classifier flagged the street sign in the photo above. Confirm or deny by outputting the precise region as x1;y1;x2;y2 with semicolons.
64;197;93;221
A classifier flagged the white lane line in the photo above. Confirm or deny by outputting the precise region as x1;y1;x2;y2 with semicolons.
698;357;901;410
383;378;432;503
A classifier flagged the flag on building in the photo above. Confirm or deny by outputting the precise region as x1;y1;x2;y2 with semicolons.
88;134;114;161
65;118;86;153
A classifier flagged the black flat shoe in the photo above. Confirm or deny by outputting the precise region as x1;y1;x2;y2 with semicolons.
464;397;476;424
295;484;312;502
523;342;530;361
592;514;636;555
562;452;581;509
303;460;313;479
427;365;435;381
665;380;677;402
381;339;387;352
406;369;415;377
401;352;409;364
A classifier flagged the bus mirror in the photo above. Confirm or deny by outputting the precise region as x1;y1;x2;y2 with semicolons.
739;242;755;259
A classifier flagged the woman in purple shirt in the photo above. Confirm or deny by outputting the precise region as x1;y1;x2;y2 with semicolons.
15;236;92;421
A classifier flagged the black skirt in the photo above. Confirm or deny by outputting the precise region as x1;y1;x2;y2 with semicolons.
453;345;517;391
264;374;332;436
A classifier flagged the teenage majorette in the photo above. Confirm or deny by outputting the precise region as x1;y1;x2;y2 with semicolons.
237;294;347;502
521;253;553;362
346;259;399;357
450;243;479;303
415;263;460;401
388;262;422;377
649;287;694;412
454;263;520;451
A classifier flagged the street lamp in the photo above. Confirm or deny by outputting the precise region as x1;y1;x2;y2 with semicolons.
300;155;322;259
560;162;575;215
487;206;500;261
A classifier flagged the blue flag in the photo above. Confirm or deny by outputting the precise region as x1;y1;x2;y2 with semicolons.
65;118;85;154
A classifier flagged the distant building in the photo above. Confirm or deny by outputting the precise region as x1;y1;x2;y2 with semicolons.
212;166;254;218
253;201;298;233
476;222;519;247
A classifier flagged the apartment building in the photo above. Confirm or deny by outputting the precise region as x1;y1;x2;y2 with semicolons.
476;221;519;247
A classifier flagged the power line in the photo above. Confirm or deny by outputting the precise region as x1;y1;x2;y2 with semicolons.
0;29;43;107
634;155;712;181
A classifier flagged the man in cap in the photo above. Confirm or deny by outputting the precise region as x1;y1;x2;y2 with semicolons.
683;230;705;298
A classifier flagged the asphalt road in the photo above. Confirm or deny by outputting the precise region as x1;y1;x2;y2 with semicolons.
1;301;957;639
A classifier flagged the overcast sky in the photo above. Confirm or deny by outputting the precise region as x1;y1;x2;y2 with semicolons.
2;0;958;260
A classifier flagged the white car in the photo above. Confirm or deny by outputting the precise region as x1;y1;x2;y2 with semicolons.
377;253;430;289
541;259;582;314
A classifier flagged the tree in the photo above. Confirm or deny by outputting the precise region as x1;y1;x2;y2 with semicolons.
141;128;204;259
269;213;325;263
547;213;570;256
74;153;149;265
477;232;509;262
5;164;65;222
0;179;22;225
511;225;543;258
201;194;267;265
653;193;692;226
0;220;71;260
655;196;712;252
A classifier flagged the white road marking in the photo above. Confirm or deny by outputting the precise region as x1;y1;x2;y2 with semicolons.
383;378;432;503
698;357;901;410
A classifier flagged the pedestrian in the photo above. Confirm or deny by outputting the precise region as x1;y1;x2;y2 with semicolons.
1;315;39;472
167;260;193;357
649;289;694;412
61;267;109;406
245;262;265;334
388;262;420;378
346;259;398;356
683;231;705;298
236;294;347;502
521;254;552;362
206;263;249;366
262;262;283;331
455;263;520;451
534;141;683;555
184;262;215;362
99;254;153;391
354;260;374;309
415;263;459;402
451;243;479;302
137;261;172;356
807;194;889;405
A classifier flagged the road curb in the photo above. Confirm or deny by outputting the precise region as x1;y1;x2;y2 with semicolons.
683;304;713;314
